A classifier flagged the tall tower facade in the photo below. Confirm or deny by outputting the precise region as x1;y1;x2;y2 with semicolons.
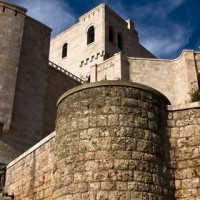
49;4;155;80
0;0;52;164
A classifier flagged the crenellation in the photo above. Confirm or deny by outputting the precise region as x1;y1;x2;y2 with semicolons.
1;1;200;199
0;0;27;15
79;51;105;67
80;4;104;22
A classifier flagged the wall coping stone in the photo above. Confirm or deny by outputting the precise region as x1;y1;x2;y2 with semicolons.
0;0;27;14
168;101;200;111
6;132;55;169
57;80;171;106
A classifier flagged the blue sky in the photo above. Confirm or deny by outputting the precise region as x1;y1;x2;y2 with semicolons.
9;0;200;59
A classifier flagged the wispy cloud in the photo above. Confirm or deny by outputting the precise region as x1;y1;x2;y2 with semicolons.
140;25;191;58
109;0;192;58
10;0;76;36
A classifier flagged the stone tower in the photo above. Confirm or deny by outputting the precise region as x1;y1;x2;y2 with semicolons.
1;2;200;200
53;81;174;199
0;0;51;164
49;4;155;79
0;0;82;167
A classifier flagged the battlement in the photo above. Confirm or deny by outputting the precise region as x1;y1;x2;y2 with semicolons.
80;51;105;67
0;0;27;16
80;3;105;22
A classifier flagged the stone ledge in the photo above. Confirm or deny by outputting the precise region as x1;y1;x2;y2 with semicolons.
168;101;200;111
0;0;27;14
57;80;171;106
6;131;55;169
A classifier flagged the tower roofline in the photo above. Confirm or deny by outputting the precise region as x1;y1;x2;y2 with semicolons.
79;3;135;32
79;3;106;20
0;0;27;14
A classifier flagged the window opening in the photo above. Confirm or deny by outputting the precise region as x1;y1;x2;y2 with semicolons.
62;43;68;58
109;26;114;43
87;26;95;45
117;33;123;49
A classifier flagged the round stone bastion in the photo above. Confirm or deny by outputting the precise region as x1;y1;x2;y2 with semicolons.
54;81;173;200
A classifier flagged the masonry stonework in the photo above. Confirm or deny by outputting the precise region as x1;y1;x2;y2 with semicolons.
53;81;173;199
0;1;26;132
168;104;200;199
5;133;55;200
1;1;200;199
0;0;81;165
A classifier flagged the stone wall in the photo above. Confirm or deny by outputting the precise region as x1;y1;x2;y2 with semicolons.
90;50;199;106
129;50;199;105
0;10;52;164
2;15;51;153
0;1;26;131
5;132;55;200
3;82;200;200
54;81;173;199
195;52;200;74
43;64;81;137
168;103;200;199
90;52;129;82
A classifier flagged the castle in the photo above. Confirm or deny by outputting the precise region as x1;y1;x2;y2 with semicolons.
0;0;200;199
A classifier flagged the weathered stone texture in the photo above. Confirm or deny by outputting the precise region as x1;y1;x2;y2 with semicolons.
5;133;55;200
54;81;173;199
43;66;81;137
129;50;199;105
0;0;82;165
0;1;26;131
0;15;52;159
168;105;200;199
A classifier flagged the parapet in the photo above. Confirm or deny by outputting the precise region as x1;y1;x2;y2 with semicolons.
0;0;27;15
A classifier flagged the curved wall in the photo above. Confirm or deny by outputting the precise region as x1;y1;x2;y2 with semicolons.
54;81;174;199
0;1;26;131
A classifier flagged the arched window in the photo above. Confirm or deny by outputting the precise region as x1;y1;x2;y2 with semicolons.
87;26;95;45
109;26;114;43
117;33;123;49
62;43;68;58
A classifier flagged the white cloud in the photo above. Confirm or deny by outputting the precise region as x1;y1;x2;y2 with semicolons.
10;0;76;36
108;0;192;58
140;25;191;58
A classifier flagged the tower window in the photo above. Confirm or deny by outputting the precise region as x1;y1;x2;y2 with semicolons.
109;26;114;43
87;26;95;45
117;33;123;49
62;43;68;58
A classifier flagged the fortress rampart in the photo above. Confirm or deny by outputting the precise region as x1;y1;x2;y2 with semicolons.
1;1;200;199
0;0;81;165
91;50;200;105
4;81;200;199
0;1;26;132
53;81;172;199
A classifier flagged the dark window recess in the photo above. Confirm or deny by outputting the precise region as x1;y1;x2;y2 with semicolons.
117;33;123;49
62;43;68;58
87;26;95;45
109;26;114;43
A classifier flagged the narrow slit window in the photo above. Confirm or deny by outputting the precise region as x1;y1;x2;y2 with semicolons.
62;43;68;58
109;26;114;43
87;26;95;45
117;33;123;49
